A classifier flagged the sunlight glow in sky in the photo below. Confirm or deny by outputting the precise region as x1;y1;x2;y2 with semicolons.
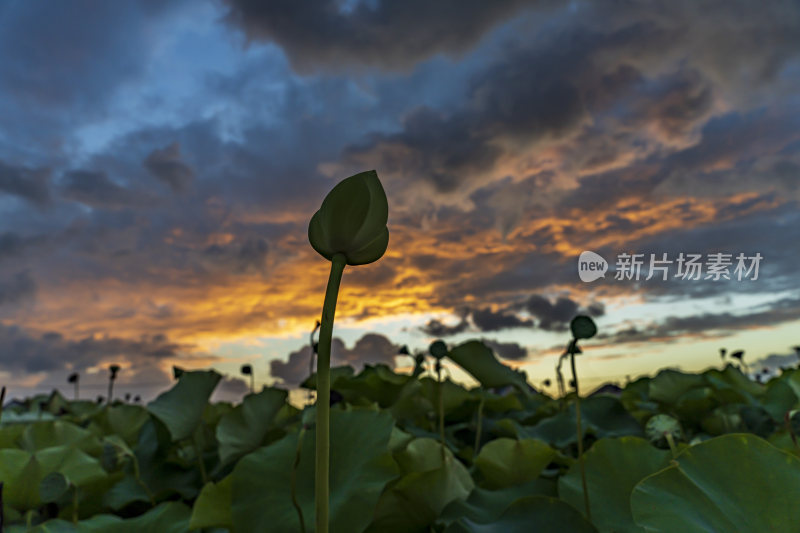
0;0;798;402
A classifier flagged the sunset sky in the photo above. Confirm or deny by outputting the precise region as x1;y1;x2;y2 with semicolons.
1;0;799;402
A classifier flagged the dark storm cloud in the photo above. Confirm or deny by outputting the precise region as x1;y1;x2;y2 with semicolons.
203;236;269;275
597;294;800;346
0;1;172;106
144;142;195;192
270;333;401;386
335;28;597;195
421;297;603;336
522;295;605;332
0;160;51;207
471;307;533;332
481;338;528;361
0;0;185;152
223;0;536;73
331;0;800;206
0;232;47;261
61;170;155;209
0;324;197;375
420;316;471;337
0;271;36;306
752;352;800;375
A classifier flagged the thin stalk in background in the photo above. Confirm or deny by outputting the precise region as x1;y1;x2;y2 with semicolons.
315;253;346;533
436;359;445;450
474;391;485;456
567;314;597;524
292;425;308;533
570;349;591;522
193;432;209;485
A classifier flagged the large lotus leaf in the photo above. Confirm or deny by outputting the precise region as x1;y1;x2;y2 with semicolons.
88;405;150;446
40;471;70;503
190;476;232;530
673;387;719;425
302;365;356;390
133;418;202;500
0;424;25;448
445;496;597;533
473;438;555;489
231;408;397;533
0;449;38;510
419;377;474;415
6;520;78;533
446;340;530;392
559;437;669;532
18;421;100;454
761;379;798;421
333;364;412;407
216;387;287;465
1;446;106;512
648;369;705;405
481;391;524;414
366;439;474;533
390;379;435;427
147;370;221;441
104;474;153;511
631;434;800;532
700;404;743;435
516;396;641;448
438;478;556;527
36;446;107;488
740;405;777;438
75;501;192;533
704;365;762;400
768;430;800;458
779;368;800;399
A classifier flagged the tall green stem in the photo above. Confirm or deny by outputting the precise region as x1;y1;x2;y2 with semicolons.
474;392;485;455
570;352;591;522
316;253;346;533
437;361;445;454
292;427;308;533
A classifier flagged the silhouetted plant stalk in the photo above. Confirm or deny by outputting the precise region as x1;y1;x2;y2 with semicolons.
308;320;320;406
556;351;568;405
307;170;389;533
474;391;485;455
241;364;254;394
107;365;120;404
568;315;598;522
68;372;79;399
430;340;448;457
291;424;308;533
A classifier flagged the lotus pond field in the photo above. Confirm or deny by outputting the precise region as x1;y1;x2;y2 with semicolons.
1;337;800;533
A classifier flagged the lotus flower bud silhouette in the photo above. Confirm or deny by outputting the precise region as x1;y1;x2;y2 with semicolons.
308;170;389;266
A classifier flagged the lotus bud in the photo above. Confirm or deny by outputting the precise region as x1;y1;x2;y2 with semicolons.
308;170;389;266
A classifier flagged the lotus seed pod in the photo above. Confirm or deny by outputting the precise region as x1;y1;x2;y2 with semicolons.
570;315;597;340
429;340;448;359
308;170;389;266
645;413;682;447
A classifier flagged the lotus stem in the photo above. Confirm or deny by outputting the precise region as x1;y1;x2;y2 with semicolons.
292;426;308;533
316;253;346;533
474;392;485;455
570;351;591;522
